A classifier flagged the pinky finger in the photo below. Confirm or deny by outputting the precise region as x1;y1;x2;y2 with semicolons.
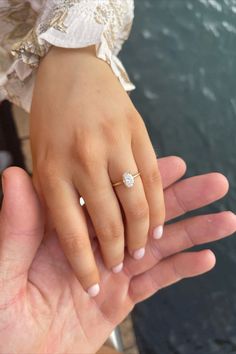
129;250;216;304
41;177;100;297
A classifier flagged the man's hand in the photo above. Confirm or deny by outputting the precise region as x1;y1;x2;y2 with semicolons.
0;157;235;354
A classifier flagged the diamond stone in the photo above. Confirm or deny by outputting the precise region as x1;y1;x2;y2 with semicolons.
122;172;135;188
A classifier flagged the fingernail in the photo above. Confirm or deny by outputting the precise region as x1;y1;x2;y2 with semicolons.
87;283;100;297
112;262;123;274
153;225;163;240
133;247;145;260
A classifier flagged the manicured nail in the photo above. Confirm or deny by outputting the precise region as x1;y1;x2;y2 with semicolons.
133;247;145;260
112;262;123;274
87;283;100;297
153;225;163;240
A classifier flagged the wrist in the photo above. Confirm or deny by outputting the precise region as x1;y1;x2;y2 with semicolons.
39;44;115;86
48;45;96;58
39;44;108;75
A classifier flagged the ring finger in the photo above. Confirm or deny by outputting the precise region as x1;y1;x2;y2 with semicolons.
109;147;149;259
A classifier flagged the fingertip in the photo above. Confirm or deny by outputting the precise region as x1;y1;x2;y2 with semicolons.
170;156;187;174
222;210;236;224
112;262;124;273
1;166;42;230
201;249;216;271
216;211;236;234
183;250;216;277
209;173;229;196
158;156;187;174
153;225;164;240
132;247;145;260
2;166;32;201
87;283;100;297
158;156;187;189
2;166;29;184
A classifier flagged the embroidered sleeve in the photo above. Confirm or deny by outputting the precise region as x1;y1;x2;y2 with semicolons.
3;0;134;111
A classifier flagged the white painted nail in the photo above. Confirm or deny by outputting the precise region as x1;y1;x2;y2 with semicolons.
133;247;145;260
87;283;100;297
112;262;123;274
153;225;164;240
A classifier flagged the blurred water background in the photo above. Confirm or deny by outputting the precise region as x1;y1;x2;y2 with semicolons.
120;0;236;353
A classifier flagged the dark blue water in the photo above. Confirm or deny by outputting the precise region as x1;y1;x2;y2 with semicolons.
121;1;236;353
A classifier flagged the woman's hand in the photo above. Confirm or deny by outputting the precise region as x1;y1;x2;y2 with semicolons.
0;157;235;354
30;45;165;295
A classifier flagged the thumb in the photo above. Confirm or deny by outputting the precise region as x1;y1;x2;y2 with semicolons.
0;167;44;282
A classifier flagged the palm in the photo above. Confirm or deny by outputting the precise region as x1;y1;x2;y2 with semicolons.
28;233;131;353
1;157;236;354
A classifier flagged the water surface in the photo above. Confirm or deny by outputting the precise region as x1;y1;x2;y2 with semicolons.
121;1;236;353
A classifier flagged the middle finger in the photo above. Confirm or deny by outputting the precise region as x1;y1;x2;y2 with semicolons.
109;147;149;259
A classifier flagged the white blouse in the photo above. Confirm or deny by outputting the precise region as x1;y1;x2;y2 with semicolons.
0;0;135;113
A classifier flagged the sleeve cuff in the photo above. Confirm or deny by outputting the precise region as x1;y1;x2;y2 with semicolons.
10;0;135;106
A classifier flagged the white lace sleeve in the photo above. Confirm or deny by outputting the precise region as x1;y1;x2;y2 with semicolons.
0;0;135;112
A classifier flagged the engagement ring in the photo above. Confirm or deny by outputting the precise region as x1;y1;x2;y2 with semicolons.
112;171;141;188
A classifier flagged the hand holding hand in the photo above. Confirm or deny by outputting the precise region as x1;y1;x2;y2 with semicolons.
0;157;235;353
30;45;165;295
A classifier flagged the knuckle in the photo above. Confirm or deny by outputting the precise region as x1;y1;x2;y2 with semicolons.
40;165;55;181
143;169;161;186
37;166;63;196
62;232;88;255
79;157;96;174
150;240;163;262
73;140;97;172
97;222;124;243
100;119;125;145
100;117;114;134
37;162;58;187
35;154;56;177
129;111;146;132
127;201;149;221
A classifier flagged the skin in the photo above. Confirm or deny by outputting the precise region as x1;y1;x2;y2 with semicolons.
30;45;165;294
1;157;236;354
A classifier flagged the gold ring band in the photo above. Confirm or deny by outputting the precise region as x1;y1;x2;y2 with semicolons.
112;172;141;188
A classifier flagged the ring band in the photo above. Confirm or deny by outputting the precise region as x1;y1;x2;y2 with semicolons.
112;171;141;188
